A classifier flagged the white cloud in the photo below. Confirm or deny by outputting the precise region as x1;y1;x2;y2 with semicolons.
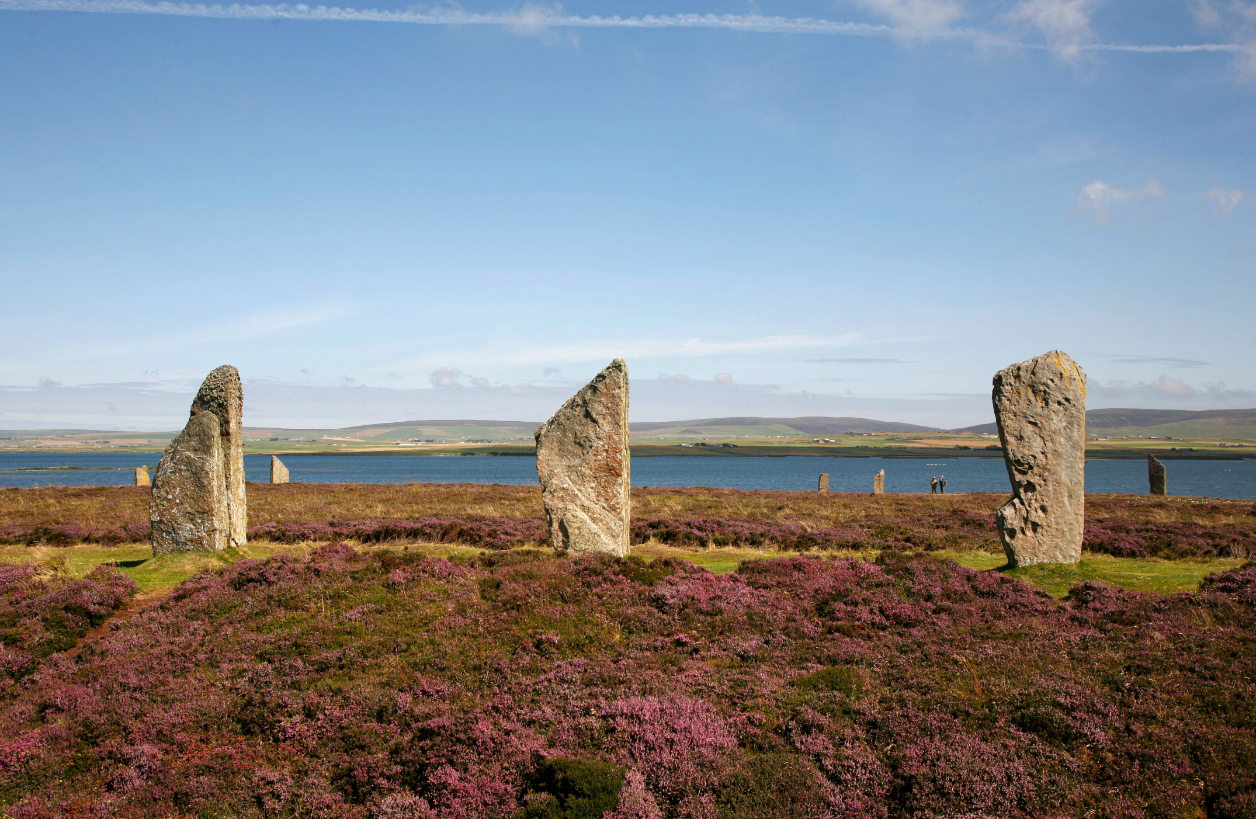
1189;0;1256;75
0;0;1243;59
1008;0;1099;62
1110;355;1210;369
37;378;62;388
853;0;963;36
59;304;355;360
715;373;734;383
385;333;863;370
1089;375;1256;402
429;368;465;389
1206;185;1245;217
1075;179;1167;223
658;373;691;382
1151;375;1195;397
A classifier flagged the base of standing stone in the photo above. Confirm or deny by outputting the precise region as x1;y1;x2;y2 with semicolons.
872;469;885;495
271;456;290;484
818;473;829;493
135;467;150;487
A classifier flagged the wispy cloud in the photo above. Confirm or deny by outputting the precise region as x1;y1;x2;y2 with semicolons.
806;357;906;364
1110;355;1211;368
1206;185;1245;217
1190;0;1256;74
1094;376;1255;402
61;304;355;360
385;333;864;370
1007;0;1098;61
0;0;1243;56
854;0;963;37
1075;179;1167;224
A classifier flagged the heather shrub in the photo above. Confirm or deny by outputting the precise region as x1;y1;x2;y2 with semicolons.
0;564;135;683
1;547;1254;818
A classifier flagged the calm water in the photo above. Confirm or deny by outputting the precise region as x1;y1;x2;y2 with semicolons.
2;452;1255;498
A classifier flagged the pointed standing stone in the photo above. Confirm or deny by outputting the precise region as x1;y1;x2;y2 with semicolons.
535;359;630;556
150;366;247;555
135;467;150;487
872;469;885;495
1148;454;1166;496
271;456;290;485
818;473;829;493
992;351;1086;568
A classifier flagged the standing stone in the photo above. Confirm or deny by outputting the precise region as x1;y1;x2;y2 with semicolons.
992;351;1086;567
535;359;630;556
150;366;247;555
271;456;290;485
134;467;150;487
872;469;885;495
818;473;829;493
1148;454;1166;496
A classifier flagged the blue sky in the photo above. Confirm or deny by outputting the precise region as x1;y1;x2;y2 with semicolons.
1;0;1253;428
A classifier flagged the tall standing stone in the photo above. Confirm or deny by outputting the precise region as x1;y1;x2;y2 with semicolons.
535;359;630;556
271;456;290;485
818;473;829;493
1148;454;1166;496
150;366;247;555
872;469;885;495
993;351;1086;567
134;467;150;487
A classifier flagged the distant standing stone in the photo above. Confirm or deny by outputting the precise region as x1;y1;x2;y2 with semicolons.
993;350;1086;567
818;473;829;493
1148;454;1166;496
271;455;290;485
150;365;247;555
134;467;150;487
535;359;630;556
872;469;885;495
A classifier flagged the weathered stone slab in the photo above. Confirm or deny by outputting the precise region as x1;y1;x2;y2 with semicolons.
818;473;829;493
1148;454;1166;496
535;359;630;556
993;351;1086;567
191;365;246;548
271;456;290;485
135;467;150;487
872;469;885;495
151;412;228;554
150;366;247;555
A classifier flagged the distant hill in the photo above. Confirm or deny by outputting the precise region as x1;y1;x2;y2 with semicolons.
956;408;1256;440
630;416;938;438
242;420;541;444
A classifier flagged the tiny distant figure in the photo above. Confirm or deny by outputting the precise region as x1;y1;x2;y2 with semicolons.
930;476;938;494
939;475;947;494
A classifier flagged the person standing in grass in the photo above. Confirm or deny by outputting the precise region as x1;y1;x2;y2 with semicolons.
930;476;938;493
939;475;947;493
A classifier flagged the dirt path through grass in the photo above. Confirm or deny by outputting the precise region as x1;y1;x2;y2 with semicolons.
63;590;169;659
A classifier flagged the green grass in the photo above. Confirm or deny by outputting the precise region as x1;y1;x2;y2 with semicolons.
940;550;1245;597
1;541;1244;599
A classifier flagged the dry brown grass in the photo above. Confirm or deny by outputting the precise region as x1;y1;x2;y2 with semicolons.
3;482;1252;532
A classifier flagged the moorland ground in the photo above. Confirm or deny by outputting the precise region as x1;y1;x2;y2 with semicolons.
1;484;1254;817
1;484;1253;596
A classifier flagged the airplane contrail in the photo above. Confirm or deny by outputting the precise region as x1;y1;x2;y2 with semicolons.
0;0;1243;54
